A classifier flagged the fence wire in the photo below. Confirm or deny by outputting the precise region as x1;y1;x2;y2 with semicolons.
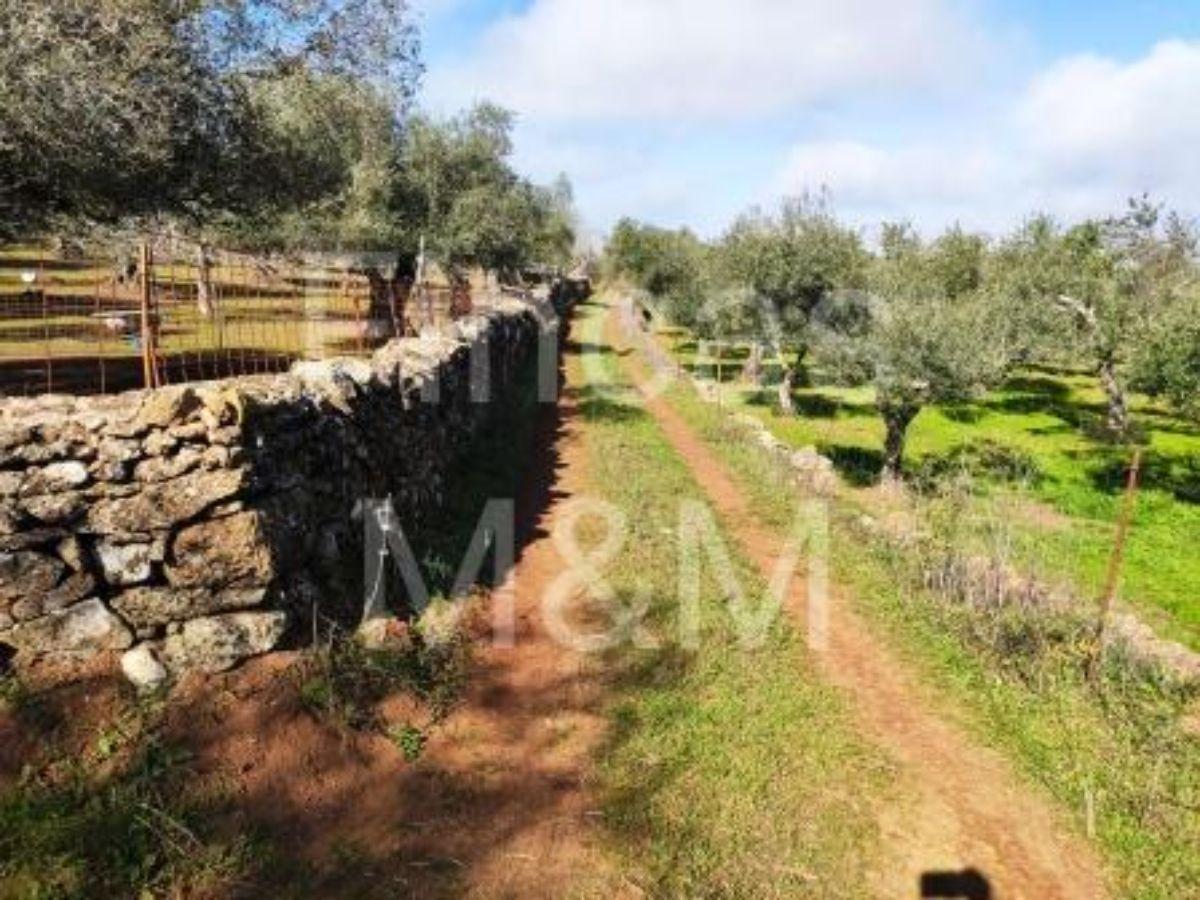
0;238;490;396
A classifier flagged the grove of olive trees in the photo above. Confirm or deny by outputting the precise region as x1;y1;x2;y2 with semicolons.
0;0;575;277
605;195;1198;478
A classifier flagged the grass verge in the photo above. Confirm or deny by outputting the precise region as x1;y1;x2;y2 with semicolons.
660;360;1200;899
571;301;886;897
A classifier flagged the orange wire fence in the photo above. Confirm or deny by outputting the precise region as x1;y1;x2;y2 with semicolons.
0;237;491;396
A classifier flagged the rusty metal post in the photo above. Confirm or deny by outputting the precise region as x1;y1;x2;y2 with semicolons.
1092;446;1143;677
138;240;158;389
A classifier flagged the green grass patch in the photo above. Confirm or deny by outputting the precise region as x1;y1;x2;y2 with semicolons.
573;302;886;897
0;688;261;899
662;369;1200;900
660;328;1200;651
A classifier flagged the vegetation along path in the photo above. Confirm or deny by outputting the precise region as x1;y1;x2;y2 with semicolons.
599;294;1110;899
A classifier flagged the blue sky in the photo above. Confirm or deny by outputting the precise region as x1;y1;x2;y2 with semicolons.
415;0;1200;240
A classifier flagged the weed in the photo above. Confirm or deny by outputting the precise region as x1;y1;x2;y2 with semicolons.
300;629;469;732
387;723;427;762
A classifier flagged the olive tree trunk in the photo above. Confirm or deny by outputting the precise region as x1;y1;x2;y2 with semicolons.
880;402;920;482
1098;356;1130;437
777;364;798;415
742;341;765;386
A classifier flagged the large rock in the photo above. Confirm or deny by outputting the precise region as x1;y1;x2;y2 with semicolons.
0;551;65;603
95;539;153;587
111;585;268;629
86;468;245;535
4;599;133;654
158;611;288;674
165;511;272;589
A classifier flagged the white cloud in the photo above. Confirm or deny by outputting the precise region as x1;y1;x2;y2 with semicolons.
776;40;1200;233
428;0;987;121
1018;39;1200;188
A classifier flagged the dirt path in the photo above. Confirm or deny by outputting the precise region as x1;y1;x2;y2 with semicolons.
605;300;1110;900
391;364;624;898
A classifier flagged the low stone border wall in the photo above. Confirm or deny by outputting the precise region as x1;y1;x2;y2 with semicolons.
1;283;584;685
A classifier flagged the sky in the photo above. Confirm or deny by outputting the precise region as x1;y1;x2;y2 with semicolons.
413;0;1200;240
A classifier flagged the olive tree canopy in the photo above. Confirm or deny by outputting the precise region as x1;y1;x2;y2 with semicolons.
720;191;868;414
0;0;421;242
813;225;1011;480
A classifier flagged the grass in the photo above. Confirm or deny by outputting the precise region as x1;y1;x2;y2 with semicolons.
662;327;1200;651
658;351;1200;900
571;301;886;897
0;681;261;899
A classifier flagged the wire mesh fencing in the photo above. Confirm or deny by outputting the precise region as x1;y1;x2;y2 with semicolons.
0;237;496;396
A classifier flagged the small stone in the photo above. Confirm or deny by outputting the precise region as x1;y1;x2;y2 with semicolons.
0;551;65;602
134;446;202;482
56;535;87;571
0;472;22;497
208;426;240;446
95;540;153;586
121;644;168;690
135;387;201;430
97;437;142;463
159;610;288;674
21;460;89;494
167;421;208;442
44;572;96;610
90;459;131;483
0;505;21;535
0;424;33;451
21;491;85;525
6;599;133;655
142;430;179;457
0;528;67;552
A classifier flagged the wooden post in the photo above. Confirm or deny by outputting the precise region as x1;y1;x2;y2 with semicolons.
138;240;159;389
40;260;51;394
1093;446;1143;677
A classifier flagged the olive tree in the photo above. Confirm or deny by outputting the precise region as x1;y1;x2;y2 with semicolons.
814;227;1010;480
720;191;868;414
603;219;709;322
396;104;575;279
0;0;421;244
998;198;1194;436
1132;294;1200;419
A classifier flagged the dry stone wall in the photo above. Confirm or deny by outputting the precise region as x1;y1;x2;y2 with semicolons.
0;288;579;685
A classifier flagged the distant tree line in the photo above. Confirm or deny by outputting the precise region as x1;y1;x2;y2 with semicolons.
0;0;575;277
605;192;1199;479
